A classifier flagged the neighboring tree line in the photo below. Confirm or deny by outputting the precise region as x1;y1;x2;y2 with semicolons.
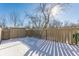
0;3;79;29
0;11;24;28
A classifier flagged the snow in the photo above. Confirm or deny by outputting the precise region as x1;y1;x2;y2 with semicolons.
0;41;30;56
0;37;79;56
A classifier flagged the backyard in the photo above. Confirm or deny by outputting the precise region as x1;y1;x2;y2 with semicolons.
0;3;79;56
0;37;79;56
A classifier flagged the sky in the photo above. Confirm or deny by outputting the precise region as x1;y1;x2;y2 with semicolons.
0;3;38;27
56;3;79;24
0;3;79;27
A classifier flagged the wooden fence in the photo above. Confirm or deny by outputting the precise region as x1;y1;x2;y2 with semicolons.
41;28;79;44
1;28;26;40
0;27;79;44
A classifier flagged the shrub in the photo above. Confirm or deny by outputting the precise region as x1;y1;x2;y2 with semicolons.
73;33;79;44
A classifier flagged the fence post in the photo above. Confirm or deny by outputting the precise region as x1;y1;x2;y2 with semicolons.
46;29;47;40
0;28;2;44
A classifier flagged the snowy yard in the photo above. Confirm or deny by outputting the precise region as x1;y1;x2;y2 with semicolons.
0;37;79;56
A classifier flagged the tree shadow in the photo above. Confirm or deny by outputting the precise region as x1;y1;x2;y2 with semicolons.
21;37;79;56
20;37;54;56
1;37;79;56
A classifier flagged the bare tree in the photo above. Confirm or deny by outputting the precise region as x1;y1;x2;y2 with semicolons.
75;19;79;27
25;3;68;39
10;11;17;27
37;3;56;29
25;3;65;29
16;19;24;27
25;13;42;29
0;15;6;28
69;22;77;27
10;11;22;27
49;19;63;28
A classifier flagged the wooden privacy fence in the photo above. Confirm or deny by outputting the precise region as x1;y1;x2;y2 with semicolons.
10;28;26;38
41;28;79;44
1;28;26;40
0;27;79;44
26;30;41;38
1;28;41;40
1;28;10;40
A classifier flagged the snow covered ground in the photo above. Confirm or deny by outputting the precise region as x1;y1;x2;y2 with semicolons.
0;37;79;56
